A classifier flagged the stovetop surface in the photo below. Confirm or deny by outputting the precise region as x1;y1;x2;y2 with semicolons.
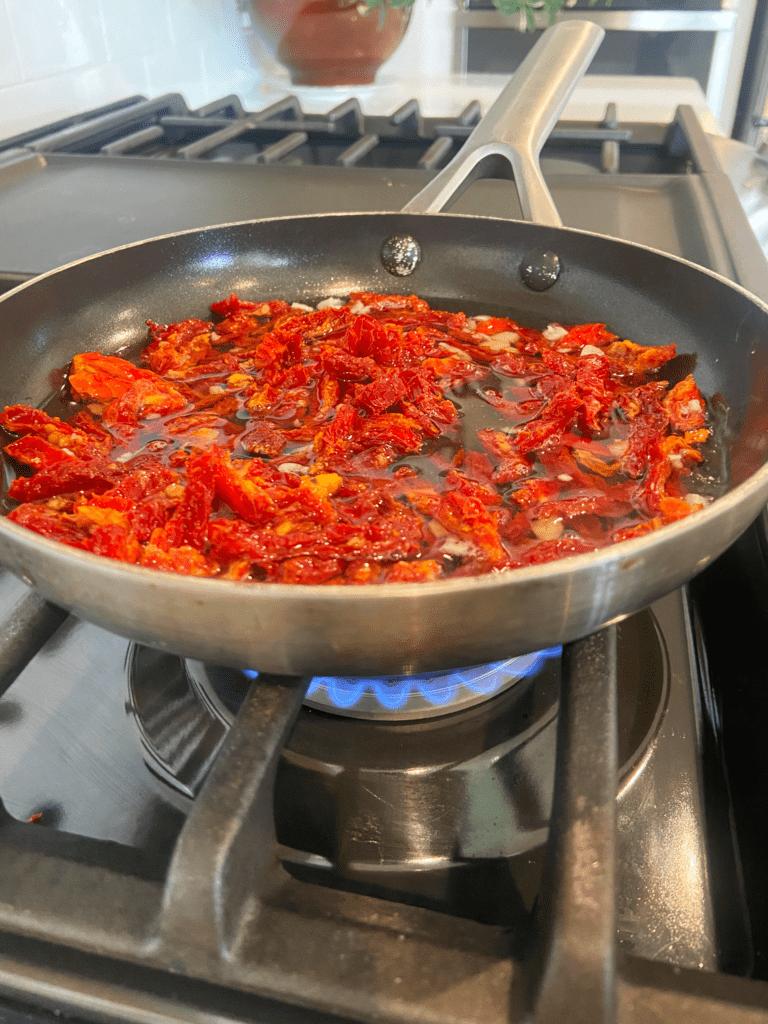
0;572;748;975
2;93;768;1023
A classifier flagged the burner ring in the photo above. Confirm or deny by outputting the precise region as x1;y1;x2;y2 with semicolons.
231;648;563;721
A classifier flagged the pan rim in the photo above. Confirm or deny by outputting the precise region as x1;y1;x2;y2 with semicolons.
1;209;767;601
3;208;768;316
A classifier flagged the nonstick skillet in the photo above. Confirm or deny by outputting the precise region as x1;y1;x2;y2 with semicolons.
1;22;768;677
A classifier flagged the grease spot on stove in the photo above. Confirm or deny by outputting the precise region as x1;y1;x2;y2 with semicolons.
0;699;22;725
26;802;63;828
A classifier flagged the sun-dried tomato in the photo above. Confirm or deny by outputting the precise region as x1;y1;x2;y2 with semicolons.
8;456;124;503
477;430;532;484
4;435;80;470
1;293;712;583
512;535;600;566
513;388;582;455
69;353;164;402
664;374;706;432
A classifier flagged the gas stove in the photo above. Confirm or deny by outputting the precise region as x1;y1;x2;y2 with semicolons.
2;92;768;1023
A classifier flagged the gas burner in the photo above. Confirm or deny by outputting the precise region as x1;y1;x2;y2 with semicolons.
235;648;562;720
127;610;667;920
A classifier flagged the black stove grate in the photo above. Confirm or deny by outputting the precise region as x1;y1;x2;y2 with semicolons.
0;91;670;173
0;580;767;1024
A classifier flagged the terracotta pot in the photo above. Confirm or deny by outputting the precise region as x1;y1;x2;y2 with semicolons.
247;0;412;86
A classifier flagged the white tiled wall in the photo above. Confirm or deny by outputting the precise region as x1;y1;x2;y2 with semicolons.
0;0;454;138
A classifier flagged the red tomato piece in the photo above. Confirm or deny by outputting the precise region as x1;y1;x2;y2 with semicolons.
512;388;582;456
87;521;141;563
235;422;288;459
664;375;706;432
139;543;218;577
576;352;614;435
8;457;123;503
4;435;80;470
214;456;278;526
434;491;508;567
513;535;601;566
321;350;376;382
355;370;408;415
477;430;533;485
278;555;346;584
0;405;76;438
621;402;669;479
604;339;676;377
69;353;161;402
349;292;430;313
509;477;562;511
387;559;442;582
209;294;260;316
101;379;188;425
445;470;503;507
557;323;617;352
8;504;89;548
153;478;213;552
492;351;530;377
540;349;576;377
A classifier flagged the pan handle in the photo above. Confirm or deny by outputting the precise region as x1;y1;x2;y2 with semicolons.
401;20;604;227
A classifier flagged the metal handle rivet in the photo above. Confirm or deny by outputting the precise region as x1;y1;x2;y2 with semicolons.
381;235;422;277
520;249;561;291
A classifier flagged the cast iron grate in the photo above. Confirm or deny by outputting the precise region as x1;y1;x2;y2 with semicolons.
1;573;768;1023
0;92;675;174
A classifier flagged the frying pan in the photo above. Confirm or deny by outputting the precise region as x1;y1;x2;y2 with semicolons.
1;22;768;678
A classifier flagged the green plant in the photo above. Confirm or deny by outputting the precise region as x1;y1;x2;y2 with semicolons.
365;0;609;32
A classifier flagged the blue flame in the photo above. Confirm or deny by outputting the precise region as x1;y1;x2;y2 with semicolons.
244;646;561;712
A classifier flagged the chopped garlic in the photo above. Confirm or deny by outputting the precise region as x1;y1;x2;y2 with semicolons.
441;536;476;557
439;342;470;357
685;492;709;507
543;324;568;342
557;474;573;482
210;331;220;341
479;331;520;353
349;300;369;315
580;344;604;357
291;302;314;312
475;314;491;321
682;399;703;414
277;462;309;475
317;297;345;309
